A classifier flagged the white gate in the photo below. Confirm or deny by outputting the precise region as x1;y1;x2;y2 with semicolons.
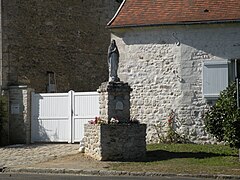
31;91;99;143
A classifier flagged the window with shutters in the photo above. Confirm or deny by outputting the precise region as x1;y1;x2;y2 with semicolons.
202;59;240;102
202;60;229;101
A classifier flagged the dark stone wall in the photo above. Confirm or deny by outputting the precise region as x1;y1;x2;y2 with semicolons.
2;0;120;92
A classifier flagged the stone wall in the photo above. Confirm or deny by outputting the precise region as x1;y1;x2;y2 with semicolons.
84;124;146;161
2;0;120;92
0;94;8;146
0;1;120;144
8;86;33;144
111;24;240;143
0;0;2;88
98;81;132;123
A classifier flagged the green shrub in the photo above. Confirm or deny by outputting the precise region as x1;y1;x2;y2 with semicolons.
204;82;240;149
154;110;190;144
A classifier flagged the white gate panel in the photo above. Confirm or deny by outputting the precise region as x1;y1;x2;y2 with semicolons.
31;92;71;143
72;92;99;142
38;94;69;117
36;118;69;142
31;91;99;143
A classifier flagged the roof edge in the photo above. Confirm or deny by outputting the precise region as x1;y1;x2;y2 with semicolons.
107;0;126;27
108;19;240;29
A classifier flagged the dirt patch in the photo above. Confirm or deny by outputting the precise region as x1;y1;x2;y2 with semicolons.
29;153;112;171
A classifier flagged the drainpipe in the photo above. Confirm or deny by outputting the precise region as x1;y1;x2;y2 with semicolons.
235;59;239;108
235;59;240;162
237;79;239;109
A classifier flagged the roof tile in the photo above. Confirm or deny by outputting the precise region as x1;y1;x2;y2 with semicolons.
108;0;240;27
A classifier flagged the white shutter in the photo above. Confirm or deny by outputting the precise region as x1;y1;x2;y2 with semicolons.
202;60;229;99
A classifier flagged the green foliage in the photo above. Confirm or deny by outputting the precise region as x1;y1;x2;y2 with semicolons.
204;82;240;149
165;114;188;143
147;143;238;156
165;126;186;143
111;144;240;175
154;110;190;144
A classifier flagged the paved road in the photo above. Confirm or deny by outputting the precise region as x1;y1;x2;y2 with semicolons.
0;144;79;168
0;173;213;180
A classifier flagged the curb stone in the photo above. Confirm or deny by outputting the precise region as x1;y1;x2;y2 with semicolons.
3;167;240;179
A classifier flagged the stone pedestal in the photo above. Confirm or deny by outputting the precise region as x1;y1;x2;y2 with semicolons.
84;81;146;161
98;82;132;123
84;124;146;161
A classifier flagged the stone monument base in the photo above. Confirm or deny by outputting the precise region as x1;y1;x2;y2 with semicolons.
98;81;132;124
84;124;146;161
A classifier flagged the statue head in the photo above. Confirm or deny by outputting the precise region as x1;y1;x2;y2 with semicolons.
111;39;116;46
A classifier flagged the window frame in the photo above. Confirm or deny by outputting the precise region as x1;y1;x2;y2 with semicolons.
202;59;229;101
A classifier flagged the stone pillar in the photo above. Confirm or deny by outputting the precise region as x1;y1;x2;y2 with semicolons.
0;92;9;146
8;85;33;144
98;81;132;123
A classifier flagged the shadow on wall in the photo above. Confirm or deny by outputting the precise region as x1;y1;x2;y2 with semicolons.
31;94;51;143
117;24;240;60
36;123;52;142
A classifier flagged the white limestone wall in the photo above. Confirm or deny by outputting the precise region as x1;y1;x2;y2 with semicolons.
111;24;240;143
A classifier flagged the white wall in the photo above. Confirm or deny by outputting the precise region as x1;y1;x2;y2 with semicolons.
111;24;240;143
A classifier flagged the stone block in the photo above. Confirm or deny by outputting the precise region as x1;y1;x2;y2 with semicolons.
98;82;132;123
84;124;146;161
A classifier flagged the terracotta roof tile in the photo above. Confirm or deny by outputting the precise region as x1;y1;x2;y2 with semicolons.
108;0;240;28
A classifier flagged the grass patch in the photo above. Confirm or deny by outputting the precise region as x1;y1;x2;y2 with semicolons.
110;143;240;175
